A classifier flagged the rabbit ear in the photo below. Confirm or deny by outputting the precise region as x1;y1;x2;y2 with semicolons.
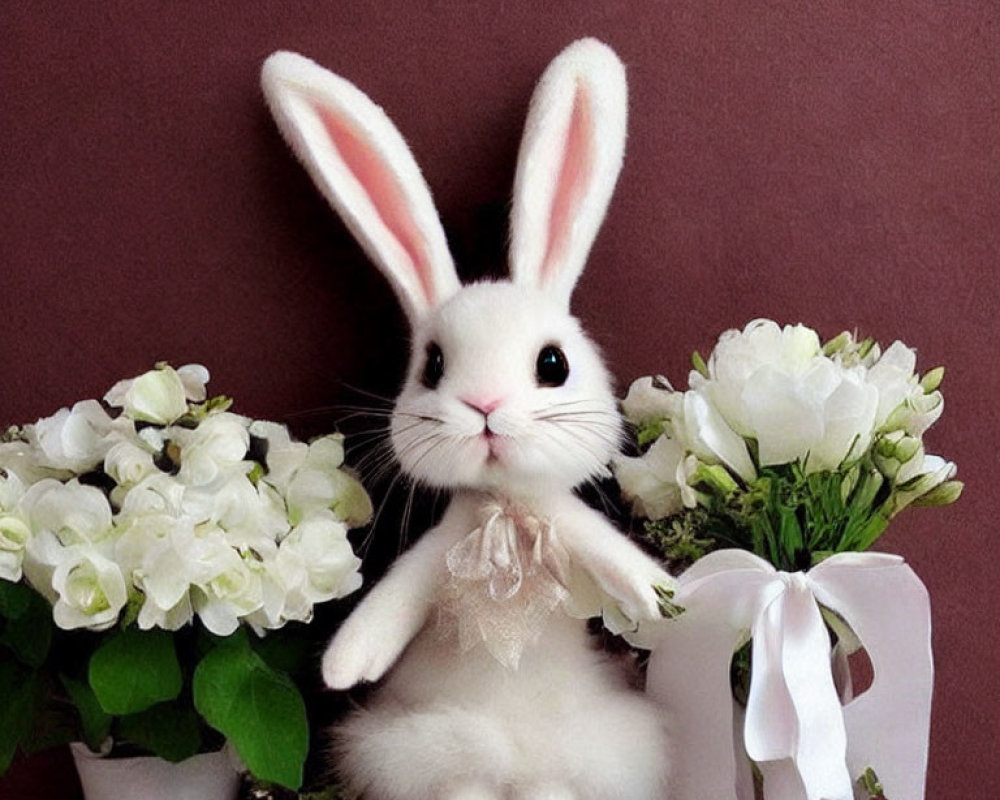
508;38;627;308
262;51;461;323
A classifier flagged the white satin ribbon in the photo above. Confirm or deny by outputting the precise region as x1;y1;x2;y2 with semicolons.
643;549;932;800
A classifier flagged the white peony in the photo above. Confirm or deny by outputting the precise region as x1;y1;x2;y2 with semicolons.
691;320;879;473
693;320;823;438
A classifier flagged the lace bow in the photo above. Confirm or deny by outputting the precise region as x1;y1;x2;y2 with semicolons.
439;500;571;670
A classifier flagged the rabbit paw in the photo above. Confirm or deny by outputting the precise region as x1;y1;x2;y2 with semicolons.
321;622;396;689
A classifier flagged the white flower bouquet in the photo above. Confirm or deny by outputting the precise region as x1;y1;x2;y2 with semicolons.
0;364;371;790
616;319;960;570
615;320;961;800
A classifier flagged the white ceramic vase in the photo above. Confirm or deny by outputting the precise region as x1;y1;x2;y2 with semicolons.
70;743;241;800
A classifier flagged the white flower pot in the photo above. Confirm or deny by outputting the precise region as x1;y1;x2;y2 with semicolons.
70;743;241;800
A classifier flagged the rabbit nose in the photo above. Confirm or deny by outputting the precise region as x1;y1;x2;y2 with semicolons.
461;396;504;416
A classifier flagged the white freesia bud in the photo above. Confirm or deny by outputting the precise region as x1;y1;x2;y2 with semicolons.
31;400;115;473
104;440;158;488
170;412;250;486
873;431;924;482
621;376;679;423
883;388;944;438
865;341;919;429
105;366;190;425
50;549;128;630
885;454;958;517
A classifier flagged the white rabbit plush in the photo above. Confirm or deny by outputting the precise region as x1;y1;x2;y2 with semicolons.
262;39;673;800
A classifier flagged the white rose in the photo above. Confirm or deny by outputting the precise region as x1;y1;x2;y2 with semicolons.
180;472;286;552
22;479;114;546
285;465;372;528
104;365;189;424
191;538;264;636
0;438;55;485
50;549;128;630
31;400;115;473
116;513;196;608
104;440;159;488
116;473;187;520
280;512;362;602
248;420;308;493
170;413;250;486
0;515;31;582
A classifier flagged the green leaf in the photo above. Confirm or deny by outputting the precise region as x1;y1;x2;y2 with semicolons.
0;660;40;773
194;630;308;789
0;583;53;667
691;350;709;378
635;419;665;448
89;627;183;715
117;703;201;762
0;580;32;619
62;674;112;751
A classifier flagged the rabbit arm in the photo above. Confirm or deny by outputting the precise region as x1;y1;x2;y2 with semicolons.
558;502;673;625
321;505;468;689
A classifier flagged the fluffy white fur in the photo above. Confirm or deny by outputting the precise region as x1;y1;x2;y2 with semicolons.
263;38;673;799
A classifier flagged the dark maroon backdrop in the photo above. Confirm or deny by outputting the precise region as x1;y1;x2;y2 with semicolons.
2;2;997;797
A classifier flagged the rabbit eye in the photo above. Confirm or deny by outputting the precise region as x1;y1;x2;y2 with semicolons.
422;341;445;389
536;344;569;387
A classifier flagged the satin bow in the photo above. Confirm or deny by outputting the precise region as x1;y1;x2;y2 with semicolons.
643;549;932;800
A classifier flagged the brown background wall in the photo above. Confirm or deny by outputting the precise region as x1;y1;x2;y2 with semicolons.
1;1;997;797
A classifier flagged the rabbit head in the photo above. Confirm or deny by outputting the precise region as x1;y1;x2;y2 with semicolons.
262;39;628;495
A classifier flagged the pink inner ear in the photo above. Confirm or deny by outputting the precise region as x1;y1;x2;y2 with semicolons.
539;86;594;284
315;104;437;306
